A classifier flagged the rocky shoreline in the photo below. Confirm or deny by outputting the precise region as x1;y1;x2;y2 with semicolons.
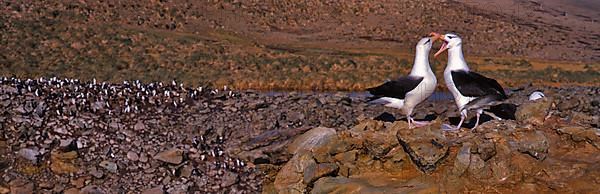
0;77;599;193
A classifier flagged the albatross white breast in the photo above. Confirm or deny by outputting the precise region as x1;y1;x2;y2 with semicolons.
431;32;508;130
367;36;438;129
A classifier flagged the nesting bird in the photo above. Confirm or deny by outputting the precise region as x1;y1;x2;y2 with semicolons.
431;32;508;130
367;36;438;129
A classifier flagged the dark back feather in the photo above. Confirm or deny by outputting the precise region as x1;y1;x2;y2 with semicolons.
451;70;507;99
366;76;424;100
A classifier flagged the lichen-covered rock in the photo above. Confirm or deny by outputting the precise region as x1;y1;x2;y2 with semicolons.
153;148;183;164
311;175;439;194
287;127;337;155
557;126;600;149
515;131;549;160
303;163;339;184
452;143;471;176
274;152;316;194
515;99;552;125
396;121;448;173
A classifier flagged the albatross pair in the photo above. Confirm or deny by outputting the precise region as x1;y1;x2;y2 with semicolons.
368;33;507;130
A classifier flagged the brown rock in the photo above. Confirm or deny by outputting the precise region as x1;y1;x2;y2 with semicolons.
311;175;439;194
274;152;316;194
71;177;88;189
334;150;358;163
452;143;471;176
79;185;106;194
468;154;491;179
142;186;164;194
558;98;580;111
153;148;183;164
220;171;239;187
179;165;194;178
127;151;139;161
515;99;551;125
9;178;34;194
557;126;600;149
50;151;79;174
63;188;79;194
515;131;549;160
396;121;448;173
0;186;9;194
287;127;337;155
303;163;339;184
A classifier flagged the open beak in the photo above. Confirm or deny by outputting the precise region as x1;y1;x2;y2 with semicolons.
432;33;448;58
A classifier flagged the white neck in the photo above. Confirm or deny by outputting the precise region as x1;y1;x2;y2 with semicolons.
445;45;469;71
410;48;433;76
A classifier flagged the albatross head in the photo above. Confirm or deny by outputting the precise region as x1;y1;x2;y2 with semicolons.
416;37;434;52
430;32;462;57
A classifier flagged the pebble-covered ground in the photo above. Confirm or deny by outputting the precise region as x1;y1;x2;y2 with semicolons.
0;77;598;193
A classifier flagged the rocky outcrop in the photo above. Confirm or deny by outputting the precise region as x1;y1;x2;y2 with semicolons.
269;114;600;193
396;122;449;173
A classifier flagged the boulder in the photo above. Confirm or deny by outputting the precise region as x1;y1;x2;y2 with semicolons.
515;131;549;160
287;127;337;155
396;121;448;173
452;143;471;176
153;148;183;164
311;175;438;194
274;152;316;194
515;99;551;125
557;126;600;149
303;163;339;184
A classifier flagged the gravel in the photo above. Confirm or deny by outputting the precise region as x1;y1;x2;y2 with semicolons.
0;76;597;193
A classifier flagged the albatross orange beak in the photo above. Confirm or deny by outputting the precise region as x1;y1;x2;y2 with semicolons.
432;33;449;58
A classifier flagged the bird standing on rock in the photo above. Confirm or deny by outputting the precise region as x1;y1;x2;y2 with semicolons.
430;32;508;130
367;36;438;129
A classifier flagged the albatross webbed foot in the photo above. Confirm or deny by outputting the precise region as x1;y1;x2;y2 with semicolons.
412;120;432;128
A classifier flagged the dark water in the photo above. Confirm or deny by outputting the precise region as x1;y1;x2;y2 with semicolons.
263;91;455;102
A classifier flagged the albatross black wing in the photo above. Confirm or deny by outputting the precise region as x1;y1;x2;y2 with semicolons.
451;70;507;99
366;76;424;100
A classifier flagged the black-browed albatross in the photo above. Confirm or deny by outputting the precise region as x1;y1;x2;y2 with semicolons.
431;32;508;130
367;36;438;129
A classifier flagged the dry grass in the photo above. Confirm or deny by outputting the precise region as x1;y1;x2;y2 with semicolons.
1;18;597;91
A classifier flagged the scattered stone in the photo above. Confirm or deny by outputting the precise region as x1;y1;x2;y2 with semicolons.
18;148;39;163
153;148;183;164
63;188;80;194
79;185;106;194
99;161;118;173
71;177;87;189
142;186;164;194
50;151;79;174
126;151;139;161
558;98;580;111
89;167;104;179
0;187;8;194
221;171;239;188
9;178;34;194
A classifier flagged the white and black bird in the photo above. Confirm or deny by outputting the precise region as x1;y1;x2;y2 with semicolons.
367;36;438;129
432;32;507;130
